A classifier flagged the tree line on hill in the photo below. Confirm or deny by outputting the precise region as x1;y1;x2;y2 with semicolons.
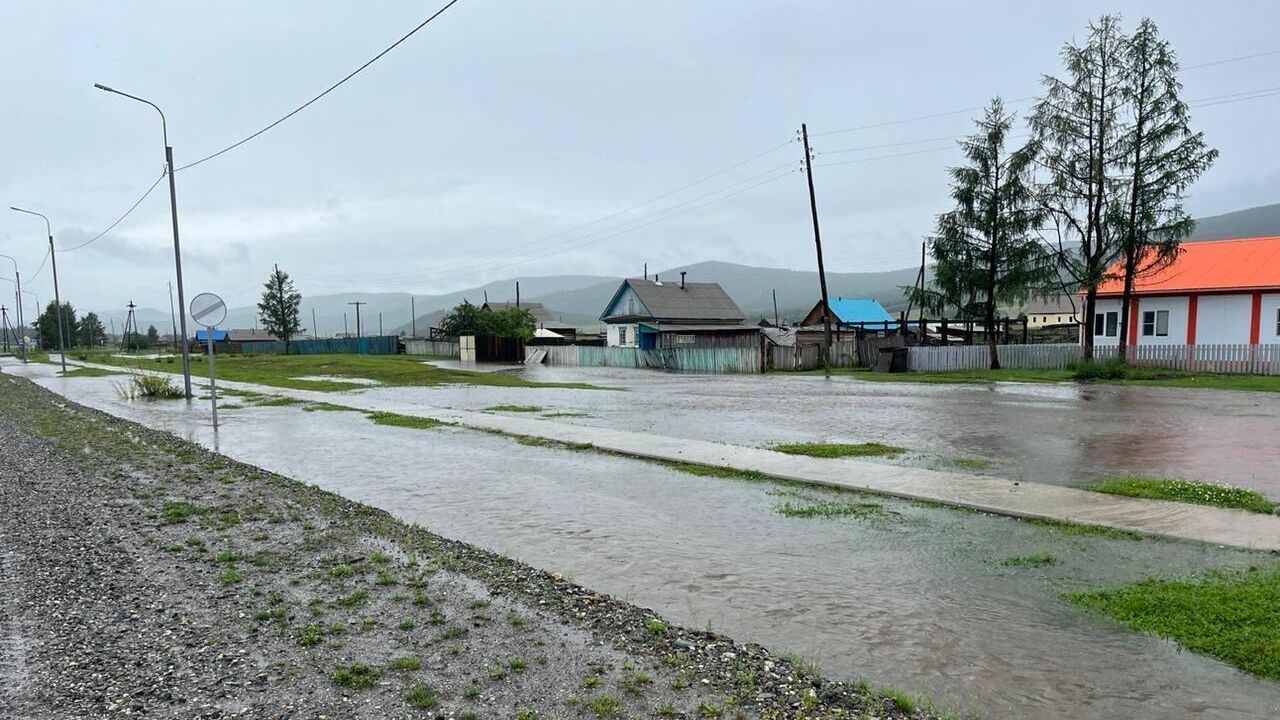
911;15;1217;369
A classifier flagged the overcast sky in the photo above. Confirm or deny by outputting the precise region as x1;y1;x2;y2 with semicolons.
1;0;1277;315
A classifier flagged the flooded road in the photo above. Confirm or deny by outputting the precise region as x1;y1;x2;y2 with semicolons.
379;365;1280;498
7;361;1280;719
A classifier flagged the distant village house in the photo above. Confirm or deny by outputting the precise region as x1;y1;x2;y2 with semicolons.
599;273;758;349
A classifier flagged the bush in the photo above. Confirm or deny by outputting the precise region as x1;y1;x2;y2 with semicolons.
114;372;186;401
1070;358;1129;381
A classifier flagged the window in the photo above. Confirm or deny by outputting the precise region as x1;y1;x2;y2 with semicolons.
1095;312;1119;337
1142;310;1169;337
675;334;696;345
1276;308;1280;337
618;326;628;345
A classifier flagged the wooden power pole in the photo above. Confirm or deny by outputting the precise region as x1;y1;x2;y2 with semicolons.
801;123;833;376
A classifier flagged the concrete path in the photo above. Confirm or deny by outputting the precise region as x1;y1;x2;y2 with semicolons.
45;357;1280;551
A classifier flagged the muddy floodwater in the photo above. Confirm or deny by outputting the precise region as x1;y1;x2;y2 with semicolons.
404;364;1280;498
7;361;1280;719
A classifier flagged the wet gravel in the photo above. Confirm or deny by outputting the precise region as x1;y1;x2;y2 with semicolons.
0;372;930;719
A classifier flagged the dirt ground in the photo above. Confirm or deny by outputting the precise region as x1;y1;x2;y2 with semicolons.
0;373;926;719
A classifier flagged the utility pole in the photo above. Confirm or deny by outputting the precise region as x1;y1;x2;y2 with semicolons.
410;296;416;338
378;312;383;336
10;207;66;371
168;281;179;352
312;307;319;339
515;281;521;307
94;83;192;398
2;306;10;352
800;124;832;376
0;254;26;362
343;313;348;337
347;301;366;339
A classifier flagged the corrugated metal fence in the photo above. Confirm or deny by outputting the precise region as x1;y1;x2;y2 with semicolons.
241;336;400;355
907;342;1280;375
404;339;461;357
536;345;761;373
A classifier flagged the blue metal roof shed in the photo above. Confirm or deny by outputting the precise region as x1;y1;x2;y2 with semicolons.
827;297;893;324
194;329;228;342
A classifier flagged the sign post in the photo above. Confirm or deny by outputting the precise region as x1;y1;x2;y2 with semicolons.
189;292;227;429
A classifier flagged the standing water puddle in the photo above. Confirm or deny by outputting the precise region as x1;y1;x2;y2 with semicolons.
7;361;1280;719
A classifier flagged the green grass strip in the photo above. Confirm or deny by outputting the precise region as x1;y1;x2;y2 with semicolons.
1086;476;1276;514
1068;569;1280;679
770;441;904;458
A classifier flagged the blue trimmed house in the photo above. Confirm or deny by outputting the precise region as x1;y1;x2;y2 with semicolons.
599;274;758;350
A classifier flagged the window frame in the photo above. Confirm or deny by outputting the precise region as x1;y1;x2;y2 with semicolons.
1104;311;1118;337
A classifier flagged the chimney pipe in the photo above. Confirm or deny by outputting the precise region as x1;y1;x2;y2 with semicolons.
516;281;520;308
680;271;686;289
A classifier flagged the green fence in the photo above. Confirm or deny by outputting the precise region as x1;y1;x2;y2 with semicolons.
241;336;400;355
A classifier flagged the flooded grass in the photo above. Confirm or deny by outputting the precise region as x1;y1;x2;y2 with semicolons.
654;460;767;481
513;435;594;451
303;402;360;413
946;457;992;470
1000;553;1058;567
254;396;305;407
770;441;905;459
485;404;545;413
541;411;592;418
1086;476;1277;514
366;411;447;430
775;499;885;519
1068;568;1280;679
58;366;123;378
1025;518;1143;541
91;352;599;391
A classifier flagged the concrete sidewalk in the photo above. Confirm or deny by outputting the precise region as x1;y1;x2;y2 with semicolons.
50;356;1280;551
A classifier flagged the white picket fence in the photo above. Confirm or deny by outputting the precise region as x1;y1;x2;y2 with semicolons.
907;342;1280;375
403;339;461;357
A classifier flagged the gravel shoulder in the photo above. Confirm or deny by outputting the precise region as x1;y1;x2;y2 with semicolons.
0;372;929;719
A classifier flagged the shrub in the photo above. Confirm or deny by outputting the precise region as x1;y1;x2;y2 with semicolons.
1070;358;1129;381
331;663;380;690
114;372;185;400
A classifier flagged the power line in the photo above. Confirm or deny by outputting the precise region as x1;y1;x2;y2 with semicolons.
1183;48;1280;70
26;247;51;282
176;0;464;172
61;172;166;252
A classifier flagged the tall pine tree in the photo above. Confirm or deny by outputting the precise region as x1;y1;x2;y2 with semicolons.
1031;15;1128;359
1113;18;1217;359
257;264;304;353
914;98;1053;369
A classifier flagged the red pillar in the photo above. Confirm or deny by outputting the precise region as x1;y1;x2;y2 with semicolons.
1185;294;1198;345
1127;297;1141;347
1249;291;1263;345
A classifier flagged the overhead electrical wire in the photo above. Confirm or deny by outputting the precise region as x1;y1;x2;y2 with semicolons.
176;0;463;172
61;172;166;252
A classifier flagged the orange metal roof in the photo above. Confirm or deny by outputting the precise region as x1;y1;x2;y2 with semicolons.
1095;236;1280;296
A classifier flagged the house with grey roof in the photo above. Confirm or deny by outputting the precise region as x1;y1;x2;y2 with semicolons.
598;273;759;350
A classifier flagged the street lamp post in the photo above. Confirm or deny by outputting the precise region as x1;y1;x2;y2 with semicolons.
94;82;193;398
0;252;25;362
9;207;65;371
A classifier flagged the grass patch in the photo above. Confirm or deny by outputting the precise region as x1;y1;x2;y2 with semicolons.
389;656;422;672
587;694;623;717
1086;476;1276;514
90;352;599;391
114;372;186;400
775;499;885;519
1000;553;1057;567
484;404;544;413
162;501;203;524
331;662;380;690
514;435;594;451
541;411;592;418
655;460;766;481
403;683;439;708
303;402;360;412
770;441;904;459
1027;518;1143;541
58;366;123;378
366;411;445;430
1068;568;1280;679
255;396;304;407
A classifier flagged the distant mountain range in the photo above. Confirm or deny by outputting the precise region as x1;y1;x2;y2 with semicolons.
101;202;1280;336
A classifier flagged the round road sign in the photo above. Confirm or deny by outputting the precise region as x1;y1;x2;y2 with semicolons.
190;292;227;328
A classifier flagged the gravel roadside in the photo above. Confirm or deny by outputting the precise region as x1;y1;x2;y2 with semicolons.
0;372;930;719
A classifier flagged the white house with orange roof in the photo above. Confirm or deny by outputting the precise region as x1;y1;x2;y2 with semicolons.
1090;236;1280;348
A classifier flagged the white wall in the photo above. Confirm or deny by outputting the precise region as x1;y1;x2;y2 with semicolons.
1133;296;1188;346
606;323;637;348
1262;293;1280;343
1090;299;1123;346
1196;294;1253;345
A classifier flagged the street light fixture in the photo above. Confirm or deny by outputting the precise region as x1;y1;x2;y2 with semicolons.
9;207;66;371
0;252;25;362
94;82;193;398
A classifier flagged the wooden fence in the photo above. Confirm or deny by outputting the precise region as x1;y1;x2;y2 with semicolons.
239;335;399;355
906;342;1280;375
535;345;761;373
404;339;460;357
